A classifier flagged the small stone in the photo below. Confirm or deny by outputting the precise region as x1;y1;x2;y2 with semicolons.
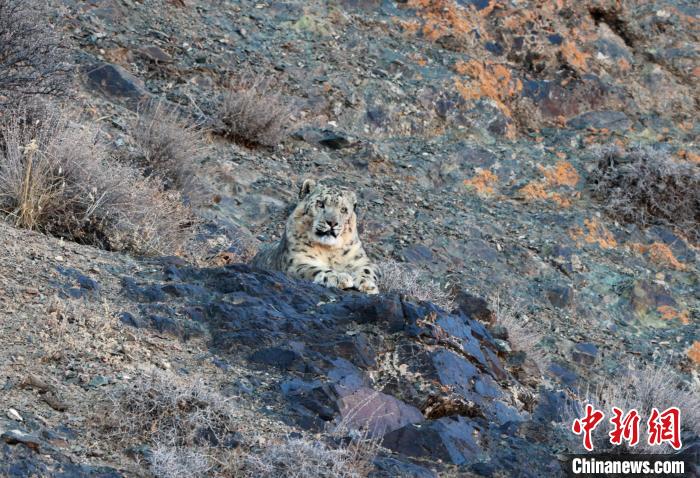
43;393;68;412
7;408;22;421
138;45;173;63
318;130;353;150
88;375;109;388
54;255;64;262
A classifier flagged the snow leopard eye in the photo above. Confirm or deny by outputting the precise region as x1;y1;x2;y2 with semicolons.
316;200;325;209
341;207;348;214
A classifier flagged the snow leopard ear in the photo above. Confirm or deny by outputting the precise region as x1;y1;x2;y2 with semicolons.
299;179;317;199
347;191;357;212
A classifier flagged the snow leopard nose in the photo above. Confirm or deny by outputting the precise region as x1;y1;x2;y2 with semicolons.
326;219;338;229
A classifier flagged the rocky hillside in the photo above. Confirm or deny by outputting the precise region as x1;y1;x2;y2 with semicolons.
0;0;698;476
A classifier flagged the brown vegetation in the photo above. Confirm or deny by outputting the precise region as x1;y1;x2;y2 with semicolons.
588;145;700;242
376;260;455;311
219;76;294;148
129;101;210;202
0;109;194;255
0;0;70;107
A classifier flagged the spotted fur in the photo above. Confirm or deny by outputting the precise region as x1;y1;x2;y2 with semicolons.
252;179;379;294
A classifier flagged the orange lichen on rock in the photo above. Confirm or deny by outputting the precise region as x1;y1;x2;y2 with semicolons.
407;0;480;41
464;169;498;195
453;59;522;138
518;181;548;200
404;0;496;45
540;160;579;187
678;149;700;164
560;40;590;71
688;341;700;366
570;218;617;249
549;192;573;207
657;305;690;325
396;19;421;34
517;160;579;207
630;243;687;271
454;60;522;103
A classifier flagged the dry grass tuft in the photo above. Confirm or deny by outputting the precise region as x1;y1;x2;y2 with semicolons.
563;364;700;453
489;294;543;357
242;436;376;478
106;370;378;478
129;101;210;202
0;0;71;107
0;109;194;255
376;260;455;311
588;145;699;242
106;370;240;449
149;444;213;478
106;370;242;477
219;75;294;148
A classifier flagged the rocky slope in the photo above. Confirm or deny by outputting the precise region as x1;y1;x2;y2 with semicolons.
0;0;698;476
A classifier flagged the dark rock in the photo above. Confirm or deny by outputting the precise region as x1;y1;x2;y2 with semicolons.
371;456;438;478
77;274;100;291
2;430;42;451
282;379;339;426
382;417;480;465
138;45;173;63
572;343;598;366
318;130;353;150
547;33;563;45
566;110;631;131
454;291;493;322
400;244;434;265
0;439;123;477
366;107;387;127
84;63;149;108
547;363;578;386
249;347;301;370
116;264;556;475
336;387;423;436
546;286;573;308
121;277;166;302
161;283;207;298
65;288;85;299
118;311;144;328
533;390;571;423
484;41;504;55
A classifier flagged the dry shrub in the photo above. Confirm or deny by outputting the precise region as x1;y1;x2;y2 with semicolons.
107;370;377;478
376;260;455;311
0;0;70;106
106;370;240;449
219;75;294;147
489;294;543;356
149;444;213;478
588;145;700;242
105;370;241;477
0;109;194;255
563;364;700;453
129;101;210;201
241;436;375;478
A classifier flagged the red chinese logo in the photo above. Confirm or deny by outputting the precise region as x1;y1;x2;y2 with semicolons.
572;405;683;451
572;404;605;451
647;407;682;450
609;407;640;447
